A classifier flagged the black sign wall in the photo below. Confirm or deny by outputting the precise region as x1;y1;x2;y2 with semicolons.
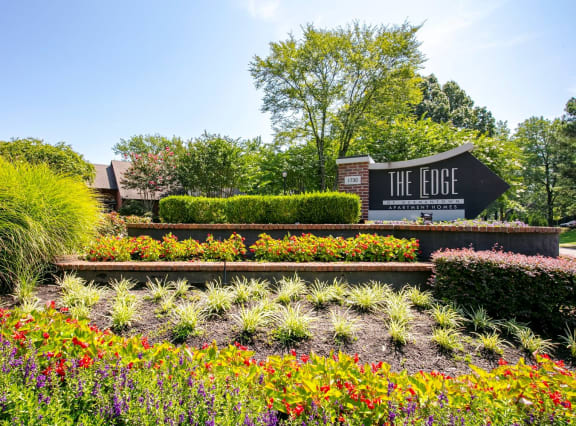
368;149;509;221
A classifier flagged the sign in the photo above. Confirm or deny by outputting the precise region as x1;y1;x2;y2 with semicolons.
368;145;509;221
344;176;361;185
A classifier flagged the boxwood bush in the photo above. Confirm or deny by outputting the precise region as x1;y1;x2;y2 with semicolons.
159;192;360;224
430;248;576;332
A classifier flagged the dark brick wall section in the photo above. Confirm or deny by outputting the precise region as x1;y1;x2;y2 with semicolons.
53;259;433;287
127;223;561;259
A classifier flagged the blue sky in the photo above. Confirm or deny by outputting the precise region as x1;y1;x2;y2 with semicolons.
0;0;574;164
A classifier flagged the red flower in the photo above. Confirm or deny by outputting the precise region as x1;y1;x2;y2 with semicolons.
42;332;50;339
78;355;94;368
300;354;310;363
498;358;508;366
293;405;304;416
72;337;89;349
45;300;56;310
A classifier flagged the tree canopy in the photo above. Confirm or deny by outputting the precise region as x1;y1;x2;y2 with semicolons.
0;138;95;182
250;22;424;190
413;75;496;136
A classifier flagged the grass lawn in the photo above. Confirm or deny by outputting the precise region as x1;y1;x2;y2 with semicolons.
560;228;576;247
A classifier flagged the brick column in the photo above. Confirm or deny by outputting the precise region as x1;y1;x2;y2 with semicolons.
336;156;374;220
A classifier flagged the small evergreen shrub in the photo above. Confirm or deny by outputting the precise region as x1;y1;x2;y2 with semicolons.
431;248;576;332
159;192;360;224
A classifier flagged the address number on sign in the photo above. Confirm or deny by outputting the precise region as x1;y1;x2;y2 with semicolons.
344;176;361;185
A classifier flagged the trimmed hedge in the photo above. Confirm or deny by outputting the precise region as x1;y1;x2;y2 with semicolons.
430;248;576;332
159;192;360;224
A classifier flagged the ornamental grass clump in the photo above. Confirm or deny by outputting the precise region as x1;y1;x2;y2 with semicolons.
465;306;500;332
231;303;272;336
384;291;413;325
230;276;252;304
0;157;100;292
405;285;434;310
273;304;315;344
430;304;465;329
307;280;334;308
387;318;412;346
514;327;557;355
172;278;189;299
275;274;307;305
474;331;509;355
326;278;349;304
171;301;205;341
58;272;103;309
203;280;234;316
145;277;174;302
432;327;464;352
347;281;389;312
561;327;576;358
330;309;359;342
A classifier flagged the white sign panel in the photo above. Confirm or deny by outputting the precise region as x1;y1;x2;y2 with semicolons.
344;176;361;185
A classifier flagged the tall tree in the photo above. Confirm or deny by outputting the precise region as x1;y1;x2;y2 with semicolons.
414;75;496;136
250;22;423;190
176;133;251;198
0;138;94;182
514;117;565;226
113;134;184;157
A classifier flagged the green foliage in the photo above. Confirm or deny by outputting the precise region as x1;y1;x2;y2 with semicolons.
387;318;412;346
560;229;576;246
58;273;103;309
465;306;500;332
2;307;576;424
307;280;333;308
0;157;100;291
430;304;465;329
413;75;496;136
513;117;569;225
97;212;127;237
177;132;254;198
146;277;174;302
347;282;389;312
171;301;205;340
560;326;576;358
474;331;508;355
431;248;576;333
405;286;434;310
203;281;234;317
275;274;307;305
514;328;556;355
0;137;95;181
272;303;315;344
330;309;359;342
121;149;178;213
250;22;423;189
113;134;184;157
231;303;272;336
432;327;464;352
159;192;360;224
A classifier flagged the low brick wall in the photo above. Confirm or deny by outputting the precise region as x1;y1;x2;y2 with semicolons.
54;259;433;287
127;223;561;260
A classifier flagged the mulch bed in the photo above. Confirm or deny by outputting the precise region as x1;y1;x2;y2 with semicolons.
1;282;573;376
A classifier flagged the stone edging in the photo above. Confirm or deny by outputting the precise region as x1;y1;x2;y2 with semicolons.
54;259;433;273
127;223;561;234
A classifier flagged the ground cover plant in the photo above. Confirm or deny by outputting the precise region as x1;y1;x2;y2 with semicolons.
85;232;420;263
0;302;575;425
431;247;576;333
560;229;576;247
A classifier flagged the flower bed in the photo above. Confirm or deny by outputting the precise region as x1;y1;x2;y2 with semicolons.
1;304;574;424
85;232;420;263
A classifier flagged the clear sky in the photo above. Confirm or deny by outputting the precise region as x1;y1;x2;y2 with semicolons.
0;0;574;164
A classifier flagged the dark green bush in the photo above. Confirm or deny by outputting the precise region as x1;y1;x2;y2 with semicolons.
430;248;576;333
224;196;268;224
159;192;360;224
159;196;226;223
296;192;360;224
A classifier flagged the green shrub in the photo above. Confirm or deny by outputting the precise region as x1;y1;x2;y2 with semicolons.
431;248;576;333
159;192;360;224
224;195;268;223
0;157;100;291
159;196;226;223
296;192;360;224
